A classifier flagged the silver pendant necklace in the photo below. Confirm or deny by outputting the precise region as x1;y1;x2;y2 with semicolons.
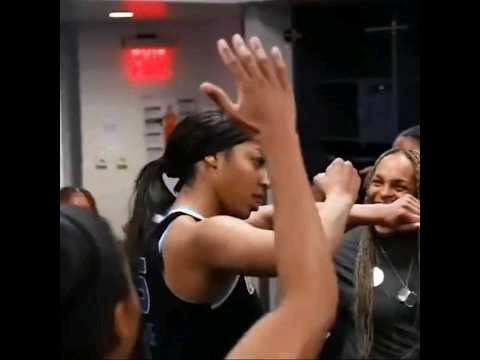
378;243;418;308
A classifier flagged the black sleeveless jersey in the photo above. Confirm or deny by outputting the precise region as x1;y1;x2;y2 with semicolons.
136;208;265;360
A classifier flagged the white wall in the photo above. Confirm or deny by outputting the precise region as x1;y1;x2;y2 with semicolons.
78;17;242;237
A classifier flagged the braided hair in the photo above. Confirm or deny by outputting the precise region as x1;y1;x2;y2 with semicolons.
354;149;420;359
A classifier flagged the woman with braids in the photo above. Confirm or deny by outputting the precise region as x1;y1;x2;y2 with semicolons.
320;148;420;360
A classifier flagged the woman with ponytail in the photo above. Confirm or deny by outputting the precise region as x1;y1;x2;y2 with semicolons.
122;33;365;360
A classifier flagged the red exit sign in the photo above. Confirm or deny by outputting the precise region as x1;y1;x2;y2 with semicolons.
123;47;174;83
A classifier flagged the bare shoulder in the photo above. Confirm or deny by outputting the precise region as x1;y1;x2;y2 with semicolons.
194;215;260;242
161;215;200;258
165;214;274;276
165;215;252;253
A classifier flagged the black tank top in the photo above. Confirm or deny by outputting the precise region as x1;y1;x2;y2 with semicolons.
137;208;264;360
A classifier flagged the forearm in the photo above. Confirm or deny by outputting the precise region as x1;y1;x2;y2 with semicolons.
318;196;354;254
251;200;353;254
314;202;387;232
347;203;387;229
262;130;334;298
227;299;329;359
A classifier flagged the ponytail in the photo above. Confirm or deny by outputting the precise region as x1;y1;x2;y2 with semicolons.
124;157;176;271
124;111;253;272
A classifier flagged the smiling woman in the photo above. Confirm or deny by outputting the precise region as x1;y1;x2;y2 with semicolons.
320;148;420;360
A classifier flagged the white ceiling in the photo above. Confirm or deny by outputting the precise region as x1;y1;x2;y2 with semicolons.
60;0;279;23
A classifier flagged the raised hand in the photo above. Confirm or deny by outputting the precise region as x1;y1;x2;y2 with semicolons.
200;34;296;135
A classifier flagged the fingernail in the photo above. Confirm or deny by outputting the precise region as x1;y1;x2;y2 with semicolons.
233;34;242;46
218;39;228;51
250;36;260;49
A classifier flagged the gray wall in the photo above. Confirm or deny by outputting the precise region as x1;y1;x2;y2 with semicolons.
60;22;82;187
